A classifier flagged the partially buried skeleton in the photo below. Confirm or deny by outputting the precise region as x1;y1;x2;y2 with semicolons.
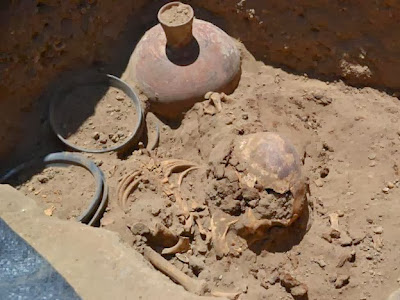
120;131;309;296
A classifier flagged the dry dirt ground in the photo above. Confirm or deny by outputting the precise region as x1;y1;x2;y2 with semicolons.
12;43;400;300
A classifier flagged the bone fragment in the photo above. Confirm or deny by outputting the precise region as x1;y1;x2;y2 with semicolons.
162;237;190;255
143;247;208;295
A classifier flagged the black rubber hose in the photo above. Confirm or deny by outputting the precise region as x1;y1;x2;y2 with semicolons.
49;74;144;153
0;152;108;226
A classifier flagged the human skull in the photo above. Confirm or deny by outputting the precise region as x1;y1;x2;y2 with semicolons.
231;132;307;244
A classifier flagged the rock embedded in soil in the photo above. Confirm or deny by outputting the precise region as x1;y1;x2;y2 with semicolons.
313;257;327;269
129;222;151;236
151;207;161;216
314;178;324;187
321;232;333;243
290;285;308;297
340;232;353;247
334;274;350;289
330;229;341;239
350;229;366;245
94;159;103;167
387;181;395;189
111;134;119;143
373;226;384;234
37;175;49;184
337;250;356;268
280;273;308;298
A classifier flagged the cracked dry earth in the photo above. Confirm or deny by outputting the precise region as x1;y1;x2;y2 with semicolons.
17;45;400;300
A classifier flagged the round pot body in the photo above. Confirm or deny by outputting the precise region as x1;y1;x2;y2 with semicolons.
128;18;241;118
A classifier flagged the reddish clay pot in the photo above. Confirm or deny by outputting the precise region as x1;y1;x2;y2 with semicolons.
127;2;241;119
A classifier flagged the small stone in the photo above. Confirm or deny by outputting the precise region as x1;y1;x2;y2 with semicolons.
129;222;150;235
248;199;259;208
329;275;337;283
337;210;344;217
368;153;376;160
111;134;119;143
224;167;239;182
369;161;376;167
241;188;260;201
99;138;108;144
315;178;324;187
242;113;249;120
387;182;395;189
92;132;100;140
44;206;55;216
280;273;308;297
151;207;161;216
313;258;327;268
117;131;125;138
366;252;374;260
94;159;103;167
350;229;366;245
373;226;383;234
382;187;389;193
323;142;335;152
334;274;350;289
340;233;353;247
313;92;323;100
366;218;374;224
267;274;280;285
322;232;333;243
259;197;270;207
330;229;341;239
320;167;330;178
349;250;356;262
290;285;308;297
214;165;225;179
337;250;356;268
337;254;348;268
116;95;125;101
37;175;49;184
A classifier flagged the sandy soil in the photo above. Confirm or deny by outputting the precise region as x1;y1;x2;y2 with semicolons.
54;86;137;151
13;43;400;300
16;165;95;220
160;3;192;25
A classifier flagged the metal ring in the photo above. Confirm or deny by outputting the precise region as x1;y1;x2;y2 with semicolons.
49;74;144;153
0;152;108;226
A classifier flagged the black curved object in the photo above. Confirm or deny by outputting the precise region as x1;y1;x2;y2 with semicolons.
0;152;108;226
0;218;81;300
49;74;144;153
